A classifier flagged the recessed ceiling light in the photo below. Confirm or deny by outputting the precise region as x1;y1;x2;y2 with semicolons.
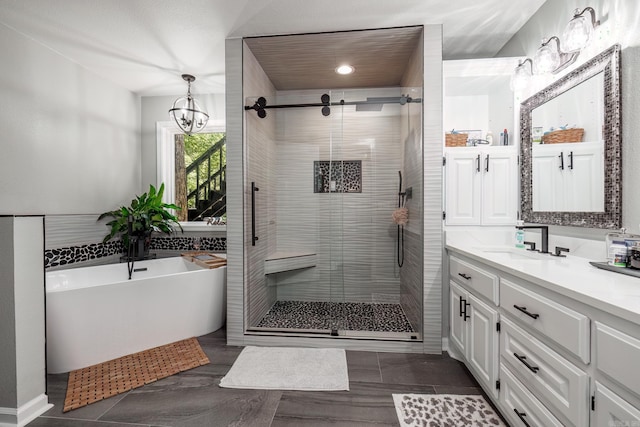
335;64;355;75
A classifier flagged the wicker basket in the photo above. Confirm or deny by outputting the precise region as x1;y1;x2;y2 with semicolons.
445;133;468;147
542;128;584;144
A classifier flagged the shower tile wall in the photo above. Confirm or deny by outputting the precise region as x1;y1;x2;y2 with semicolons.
243;44;278;327
398;37;425;334
272;89;403;303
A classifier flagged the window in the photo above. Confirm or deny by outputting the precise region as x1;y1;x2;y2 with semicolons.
157;121;226;223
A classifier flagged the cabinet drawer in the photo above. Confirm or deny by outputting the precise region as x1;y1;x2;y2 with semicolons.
501;279;590;363
449;256;498;304
501;318;589;427
499;364;564;427
595;322;640;398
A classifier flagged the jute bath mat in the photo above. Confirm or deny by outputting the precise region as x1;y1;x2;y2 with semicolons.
392;394;506;427
63;337;209;412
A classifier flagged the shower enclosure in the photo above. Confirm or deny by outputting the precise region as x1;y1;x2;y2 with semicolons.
244;86;424;340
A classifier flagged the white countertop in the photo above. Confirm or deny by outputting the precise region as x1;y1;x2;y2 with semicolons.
446;240;640;326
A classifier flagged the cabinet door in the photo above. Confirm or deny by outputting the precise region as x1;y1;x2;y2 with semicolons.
593;382;640;426
467;293;500;399
564;141;604;212
532;145;563;211
481;149;517;225
449;281;467;355
445;150;482;225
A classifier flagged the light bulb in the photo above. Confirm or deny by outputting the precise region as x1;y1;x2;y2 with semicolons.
534;39;561;74
563;13;593;52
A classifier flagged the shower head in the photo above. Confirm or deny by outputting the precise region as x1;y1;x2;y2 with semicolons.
355;97;402;112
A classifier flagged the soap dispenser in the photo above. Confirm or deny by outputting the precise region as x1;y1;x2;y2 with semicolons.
515;220;525;248
485;131;494;145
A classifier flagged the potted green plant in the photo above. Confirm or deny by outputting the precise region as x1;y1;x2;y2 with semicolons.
98;183;183;260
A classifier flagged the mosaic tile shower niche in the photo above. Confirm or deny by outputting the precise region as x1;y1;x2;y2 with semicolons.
314;160;362;193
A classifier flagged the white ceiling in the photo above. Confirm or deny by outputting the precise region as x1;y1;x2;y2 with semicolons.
0;0;547;96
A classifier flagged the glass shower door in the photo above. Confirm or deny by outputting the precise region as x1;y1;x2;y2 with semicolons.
327;89;345;334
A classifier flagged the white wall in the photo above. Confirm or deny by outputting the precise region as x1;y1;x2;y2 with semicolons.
499;0;640;233
140;93;225;189
0;23;140;215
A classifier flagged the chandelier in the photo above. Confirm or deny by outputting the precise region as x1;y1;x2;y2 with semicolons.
168;74;209;135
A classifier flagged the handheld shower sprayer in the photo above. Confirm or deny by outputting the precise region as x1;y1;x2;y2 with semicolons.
395;171;406;267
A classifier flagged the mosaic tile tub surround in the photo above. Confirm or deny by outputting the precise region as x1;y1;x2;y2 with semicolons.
45;236;227;269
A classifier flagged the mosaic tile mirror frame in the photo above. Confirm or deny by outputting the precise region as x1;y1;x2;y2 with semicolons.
519;44;621;229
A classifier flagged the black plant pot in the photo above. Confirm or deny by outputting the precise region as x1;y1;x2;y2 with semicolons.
127;233;151;260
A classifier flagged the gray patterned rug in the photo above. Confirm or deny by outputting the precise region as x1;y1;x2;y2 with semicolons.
392;394;506;426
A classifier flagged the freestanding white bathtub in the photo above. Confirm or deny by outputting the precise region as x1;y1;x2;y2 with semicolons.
45;256;226;373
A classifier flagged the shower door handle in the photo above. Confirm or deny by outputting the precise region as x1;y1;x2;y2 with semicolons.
251;182;259;246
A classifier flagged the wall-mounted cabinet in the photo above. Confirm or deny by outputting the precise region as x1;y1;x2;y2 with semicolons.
444;146;517;225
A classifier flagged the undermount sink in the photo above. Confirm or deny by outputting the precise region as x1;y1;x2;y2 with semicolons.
480;247;547;261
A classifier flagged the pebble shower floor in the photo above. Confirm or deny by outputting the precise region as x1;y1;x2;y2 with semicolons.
256;301;415;332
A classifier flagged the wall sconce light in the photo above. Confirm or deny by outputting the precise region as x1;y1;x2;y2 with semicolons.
510;6;599;89
168;74;209;135
533;36;579;75
510;58;533;91
563;7;600;52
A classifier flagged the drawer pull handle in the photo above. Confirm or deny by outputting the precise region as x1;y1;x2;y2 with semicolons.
513;304;540;319
458;273;471;280
463;300;470;321
514;352;540;373
513;409;531;427
459;297;464;317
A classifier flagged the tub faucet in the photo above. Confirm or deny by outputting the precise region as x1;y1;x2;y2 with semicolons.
516;225;549;254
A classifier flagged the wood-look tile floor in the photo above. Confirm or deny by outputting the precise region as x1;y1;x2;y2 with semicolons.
31;329;491;427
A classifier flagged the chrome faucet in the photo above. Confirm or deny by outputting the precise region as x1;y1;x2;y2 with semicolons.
516;225;549;254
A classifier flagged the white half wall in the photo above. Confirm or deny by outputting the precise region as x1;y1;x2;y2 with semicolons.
0;23;140;215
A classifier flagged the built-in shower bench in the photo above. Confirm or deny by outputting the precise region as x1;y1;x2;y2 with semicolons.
264;251;316;275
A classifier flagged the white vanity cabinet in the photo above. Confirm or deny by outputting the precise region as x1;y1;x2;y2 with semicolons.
448;257;500;399
444;146;517;225
446;248;640;427
532;141;604;212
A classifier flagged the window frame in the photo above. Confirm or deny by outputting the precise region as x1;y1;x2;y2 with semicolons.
156;120;226;228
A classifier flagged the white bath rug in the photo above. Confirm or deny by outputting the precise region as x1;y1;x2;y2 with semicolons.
219;346;349;391
392;394;506;427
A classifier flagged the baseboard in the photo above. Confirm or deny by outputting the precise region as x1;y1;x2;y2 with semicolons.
0;394;52;427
